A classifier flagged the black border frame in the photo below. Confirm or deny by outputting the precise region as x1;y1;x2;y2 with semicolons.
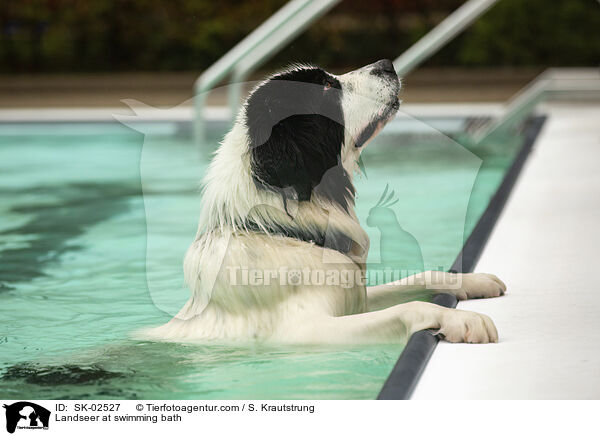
377;116;547;400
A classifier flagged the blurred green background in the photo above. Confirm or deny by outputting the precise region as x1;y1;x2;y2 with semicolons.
2;0;599;73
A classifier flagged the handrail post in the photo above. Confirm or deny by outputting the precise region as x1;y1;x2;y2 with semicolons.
393;0;499;77
228;0;341;119
193;0;314;143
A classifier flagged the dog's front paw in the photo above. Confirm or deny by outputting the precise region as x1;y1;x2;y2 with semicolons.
438;308;498;343
450;272;506;300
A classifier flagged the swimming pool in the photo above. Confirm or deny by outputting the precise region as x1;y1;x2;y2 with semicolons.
0;114;524;399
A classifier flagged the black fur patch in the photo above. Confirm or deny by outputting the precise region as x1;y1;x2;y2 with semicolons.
245;67;355;212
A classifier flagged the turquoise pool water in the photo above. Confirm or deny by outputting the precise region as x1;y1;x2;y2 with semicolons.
0;118;522;399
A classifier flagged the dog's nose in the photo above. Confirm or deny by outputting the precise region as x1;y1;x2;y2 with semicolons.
371;59;396;75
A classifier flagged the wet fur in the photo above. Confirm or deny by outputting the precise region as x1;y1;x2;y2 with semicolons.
143;60;505;344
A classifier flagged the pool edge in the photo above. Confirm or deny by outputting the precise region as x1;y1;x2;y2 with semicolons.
376;115;547;400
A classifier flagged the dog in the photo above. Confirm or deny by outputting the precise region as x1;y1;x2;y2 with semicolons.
144;59;505;344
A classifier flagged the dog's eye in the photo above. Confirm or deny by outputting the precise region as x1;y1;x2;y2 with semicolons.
323;79;333;91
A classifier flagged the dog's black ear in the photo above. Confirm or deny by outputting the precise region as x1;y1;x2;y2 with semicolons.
246;71;352;211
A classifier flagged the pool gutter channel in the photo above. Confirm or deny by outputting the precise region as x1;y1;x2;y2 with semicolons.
376;115;547;400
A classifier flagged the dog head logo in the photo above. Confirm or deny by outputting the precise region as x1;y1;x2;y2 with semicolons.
3;402;50;434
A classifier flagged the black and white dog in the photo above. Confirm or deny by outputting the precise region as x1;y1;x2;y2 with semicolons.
145;60;505;343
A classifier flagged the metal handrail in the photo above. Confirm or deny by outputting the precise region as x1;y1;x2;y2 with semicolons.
194;0;315;141
228;0;340;118
475;68;600;141
194;0;340;142
195;0;598;147
393;0;499;76
194;0;312;93
194;0;500;142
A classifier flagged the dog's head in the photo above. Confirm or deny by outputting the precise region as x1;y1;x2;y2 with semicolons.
244;60;400;210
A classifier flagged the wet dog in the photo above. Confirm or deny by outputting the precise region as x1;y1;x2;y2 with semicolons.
145;60;505;343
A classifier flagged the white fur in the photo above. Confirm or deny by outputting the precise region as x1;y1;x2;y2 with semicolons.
142;63;505;344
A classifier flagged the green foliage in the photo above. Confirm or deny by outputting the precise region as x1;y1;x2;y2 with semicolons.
0;0;598;73
450;0;600;66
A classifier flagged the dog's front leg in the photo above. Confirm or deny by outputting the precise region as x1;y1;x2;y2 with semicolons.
366;271;506;311
289;301;498;344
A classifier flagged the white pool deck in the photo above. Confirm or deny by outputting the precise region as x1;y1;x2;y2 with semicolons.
412;102;600;399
